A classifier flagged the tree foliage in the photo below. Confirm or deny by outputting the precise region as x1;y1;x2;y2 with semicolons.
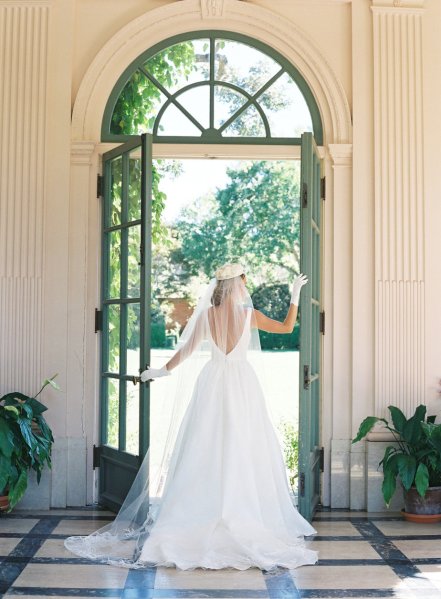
252;284;299;350
175;161;300;287
111;43;197;136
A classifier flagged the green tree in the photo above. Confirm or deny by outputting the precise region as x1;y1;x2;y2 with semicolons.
111;42;197;135
175;161;300;286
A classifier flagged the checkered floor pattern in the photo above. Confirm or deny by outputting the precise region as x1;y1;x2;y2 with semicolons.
1;509;441;598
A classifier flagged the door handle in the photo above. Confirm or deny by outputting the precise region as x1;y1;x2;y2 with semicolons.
303;365;310;390
133;365;150;385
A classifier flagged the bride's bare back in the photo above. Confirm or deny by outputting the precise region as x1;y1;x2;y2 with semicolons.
207;305;248;355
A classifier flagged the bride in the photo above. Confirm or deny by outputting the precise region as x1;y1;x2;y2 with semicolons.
65;263;318;571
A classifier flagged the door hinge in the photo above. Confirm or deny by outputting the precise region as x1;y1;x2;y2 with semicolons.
319;447;325;472
303;365;310;390
93;444;102;469
95;308;103;333
321;176;326;200
302;181;308;208
299;472;305;497
97;174;104;198
319;311;325;334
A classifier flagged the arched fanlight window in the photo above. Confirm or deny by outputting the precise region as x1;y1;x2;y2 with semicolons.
102;31;323;145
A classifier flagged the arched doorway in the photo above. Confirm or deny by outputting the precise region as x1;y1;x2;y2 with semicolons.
95;31;323;521
70;0;352;517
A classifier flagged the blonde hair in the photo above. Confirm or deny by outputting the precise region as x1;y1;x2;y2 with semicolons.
211;274;245;307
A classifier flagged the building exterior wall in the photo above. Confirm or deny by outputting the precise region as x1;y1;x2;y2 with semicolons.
1;0;439;511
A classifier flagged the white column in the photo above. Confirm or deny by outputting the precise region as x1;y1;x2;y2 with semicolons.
350;0;376;511
63;142;99;507
0;2;49;396
366;0;425;511
328;143;353;508
372;0;425;418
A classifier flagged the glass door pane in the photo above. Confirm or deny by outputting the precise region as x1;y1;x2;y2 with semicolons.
99;134;152;511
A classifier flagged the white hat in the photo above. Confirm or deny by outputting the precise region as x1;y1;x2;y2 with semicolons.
215;263;245;281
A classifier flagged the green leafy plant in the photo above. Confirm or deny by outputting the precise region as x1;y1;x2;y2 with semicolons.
352;404;441;506
0;375;59;511
279;420;299;491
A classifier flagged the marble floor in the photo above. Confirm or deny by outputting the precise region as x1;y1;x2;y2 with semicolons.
1;509;441;598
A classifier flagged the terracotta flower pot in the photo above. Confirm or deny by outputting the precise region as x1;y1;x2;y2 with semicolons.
0;492;10;512
403;486;441;516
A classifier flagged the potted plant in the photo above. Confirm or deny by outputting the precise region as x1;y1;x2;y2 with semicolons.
0;375;58;512
353;404;441;521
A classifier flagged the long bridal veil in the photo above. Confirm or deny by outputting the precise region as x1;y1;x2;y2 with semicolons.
65;275;265;568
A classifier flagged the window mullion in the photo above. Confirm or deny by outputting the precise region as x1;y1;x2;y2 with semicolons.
210;37;215;129
139;66;205;133
217;67;284;134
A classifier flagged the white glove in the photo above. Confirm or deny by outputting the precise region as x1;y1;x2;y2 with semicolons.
140;366;170;383
290;273;308;305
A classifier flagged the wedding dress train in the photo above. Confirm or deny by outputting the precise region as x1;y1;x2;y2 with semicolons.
65;289;318;570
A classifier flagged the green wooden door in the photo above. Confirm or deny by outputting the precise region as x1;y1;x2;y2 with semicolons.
298;132;322;521
97;134;153;511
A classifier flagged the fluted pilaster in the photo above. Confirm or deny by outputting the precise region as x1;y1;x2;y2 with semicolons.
0;2;49;393
372;0;425;415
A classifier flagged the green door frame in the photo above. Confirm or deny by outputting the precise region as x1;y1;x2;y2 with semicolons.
97;133;152;511
101;31;323;146
97;136;324;514
298;132;323;521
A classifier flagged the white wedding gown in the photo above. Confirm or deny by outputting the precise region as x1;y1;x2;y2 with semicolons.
137;309;318;570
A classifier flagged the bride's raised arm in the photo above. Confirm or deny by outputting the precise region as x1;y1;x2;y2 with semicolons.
253;274;308;335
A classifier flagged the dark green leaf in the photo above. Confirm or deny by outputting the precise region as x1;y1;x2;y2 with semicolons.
0;418;14;458
8;469;28;511
352;417;387;444
422;422;441;453
25;397;47;416
0;454;12;492
2;392;30;404
388;406;407;434
415;463;429;497
382;469;397;506
380;446;398;470
20;403;33;419
397;454;417;491
385;452;401;475
17;417;36;451
402;405;426;444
